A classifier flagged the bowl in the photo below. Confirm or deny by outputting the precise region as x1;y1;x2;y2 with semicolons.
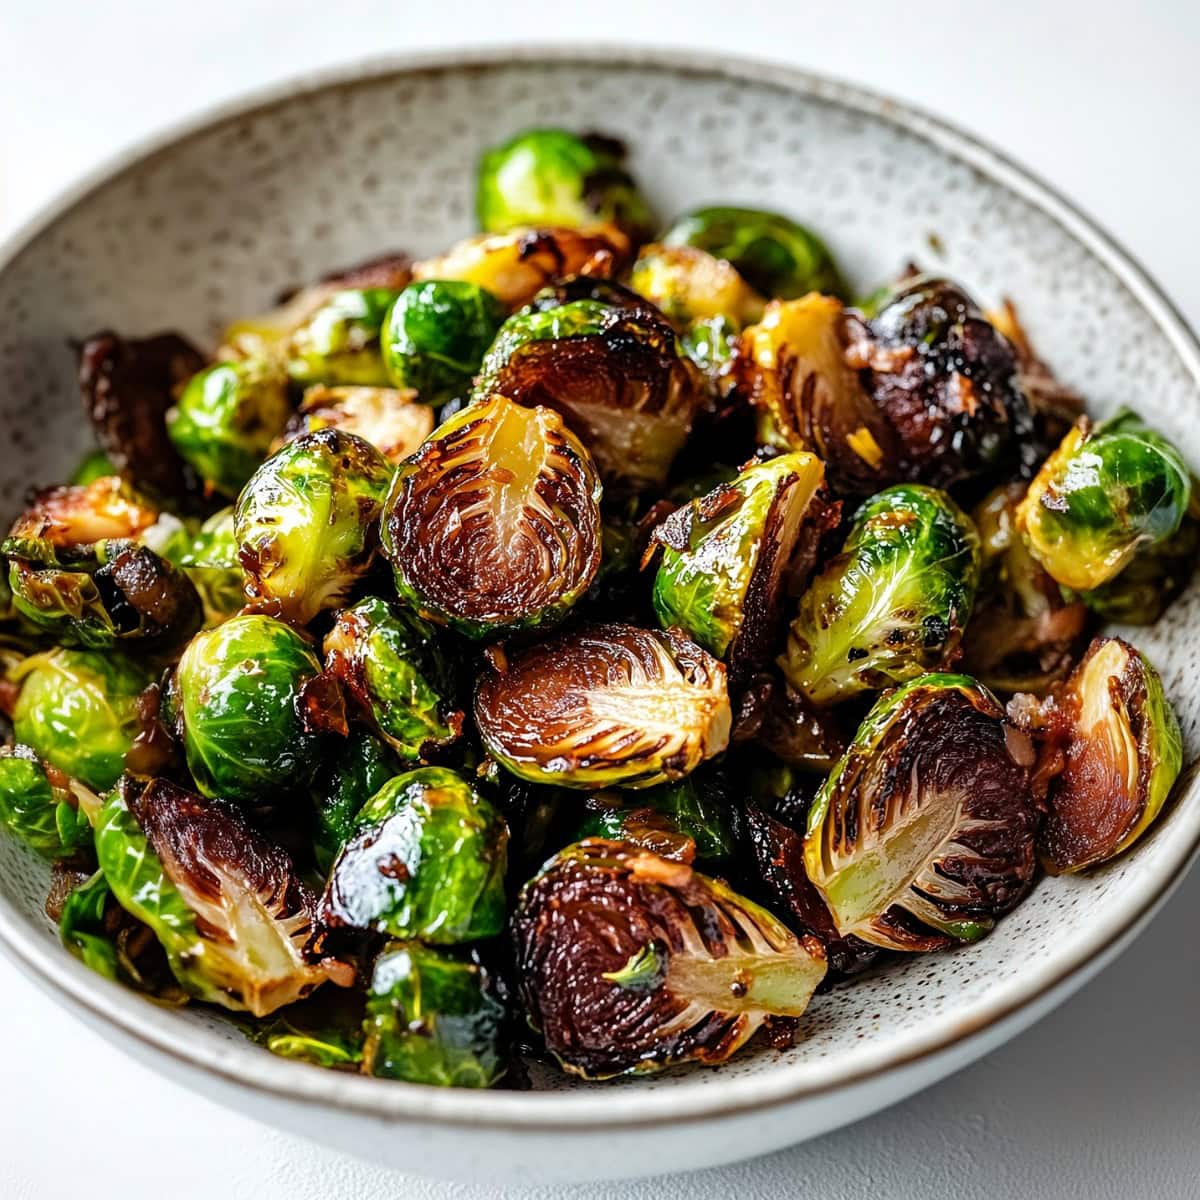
1;47;1198;1187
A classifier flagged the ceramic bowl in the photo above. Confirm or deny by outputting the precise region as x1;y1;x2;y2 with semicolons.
1;47;1198;1187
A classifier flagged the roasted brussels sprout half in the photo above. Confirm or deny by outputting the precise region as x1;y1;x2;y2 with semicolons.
1039;637;1182;873
281;385;434;464
661;206;844;299
474;623;731;789
514;840;826;1078
629;244;765;328
363;941;507;1087
782;485;980;705
10;649;153;791
805;674;1038;950
235;429;393;625
477;128;653;243
321;767;508;943
0;745;93;859
381;392;602;637
284;288;398;387
6;476;157;547
323;596;462;762
380;280;506;406
309;727;398;874
648;452;825;686
94;777;332;1015
1017;409;1192;592
166;359;291;497
164;614;326;803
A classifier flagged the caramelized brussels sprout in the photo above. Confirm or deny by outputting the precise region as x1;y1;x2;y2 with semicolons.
320;767;508;943
235;429;393;625
782;485;980;705
323;596;462;762
477;128;653;243
0;745;92;859
6;477;156;547
805;674;1038;950
381;393;602;637
513;840;826;1078
363;941;507;1087
662;206;844;299
164;614;325;803
648;452;825;686
285;288;398;387
281;385;434;464
474;623;731;789
166;359;291;497
381;280;505;405
629;244;765;328
309;728;398;874
1017;409;1192;592
1039;637;1182;873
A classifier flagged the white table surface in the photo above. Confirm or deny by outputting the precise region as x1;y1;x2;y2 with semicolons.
3;2;1199;1197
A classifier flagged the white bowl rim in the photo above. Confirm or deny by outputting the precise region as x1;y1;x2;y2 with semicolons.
2;42;1199;1133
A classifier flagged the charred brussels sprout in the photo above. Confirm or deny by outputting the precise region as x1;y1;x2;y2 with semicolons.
11;649;153;791
235;429;393;625
363;941;507;1087
281;385;434;464
649;452;825;686
0;745;93;859
1017;409;1192;592
321;768;508;943
94;777;330;1015
381;280;505;406
805;674;1038;950
474;623;731;789
782;485;980;705
310;728;398;874
513;840;826;1078
165;614;325;803
477;128;653;243
629;244;765;328
167;359;291;498
1040;637;1182;873
324;596;462;762
285;288;398;387
381;393;602;637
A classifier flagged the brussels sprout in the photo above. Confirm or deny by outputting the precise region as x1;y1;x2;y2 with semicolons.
804;674;1038;950
381;393;602;637
94;777;331;1015
323;597;462;762
0;745;93;859
649;452;826;686
235;429;393;625
781;485;980;705
363;941;507;1087
281;385;434;464
1079;513;1198;624
165;614;325;803
1017;409;1192;592
680;315;738;391
310;727;398;874
171;507;245;628
320;767;508;942
1039;637;1182;873
6;477;157;548
474;623;731;790
11;649;153;791
166;359;291;497
476;128;653;243
284;288;398;387
513;839;826;1078
661;205;844;299
381;280;506;405
629;244;766;328
70;449;117;486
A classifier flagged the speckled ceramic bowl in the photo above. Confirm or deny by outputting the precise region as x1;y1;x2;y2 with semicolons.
1;47;1198;1186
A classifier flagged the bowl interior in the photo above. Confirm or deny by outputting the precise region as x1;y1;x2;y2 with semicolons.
1;54;1198;1119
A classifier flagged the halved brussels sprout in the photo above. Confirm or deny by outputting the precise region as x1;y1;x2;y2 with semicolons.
309;727;398;875
94;777;332;1015
281;385;434;464
166;359;291;497
381;280;506;405
474;623;731;790
661;206;844;299
164;614;325;803
320;767;508;943
381;393;602;637
1039;637;1182;873
6;477;157;547
323;596;462;762
170;507;245;628
285;288;398;387
1017;409;1192;592
476;128;653;243
363;941;507;1087
648;452;825;686
0;745;93;859
804;674;1038;950
629;244;766;328
11;648;153;791
782;485;980;706
235;429;393;625
513;839;826;1078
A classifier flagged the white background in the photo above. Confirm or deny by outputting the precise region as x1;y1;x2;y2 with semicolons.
2;3;1199;1197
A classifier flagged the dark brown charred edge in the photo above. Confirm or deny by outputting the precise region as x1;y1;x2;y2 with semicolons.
124;681;180;780
45;862;93;923
297;671;349;739
514;229;632;288
273;252;413;304
99;543;203;648
732;674;845;770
